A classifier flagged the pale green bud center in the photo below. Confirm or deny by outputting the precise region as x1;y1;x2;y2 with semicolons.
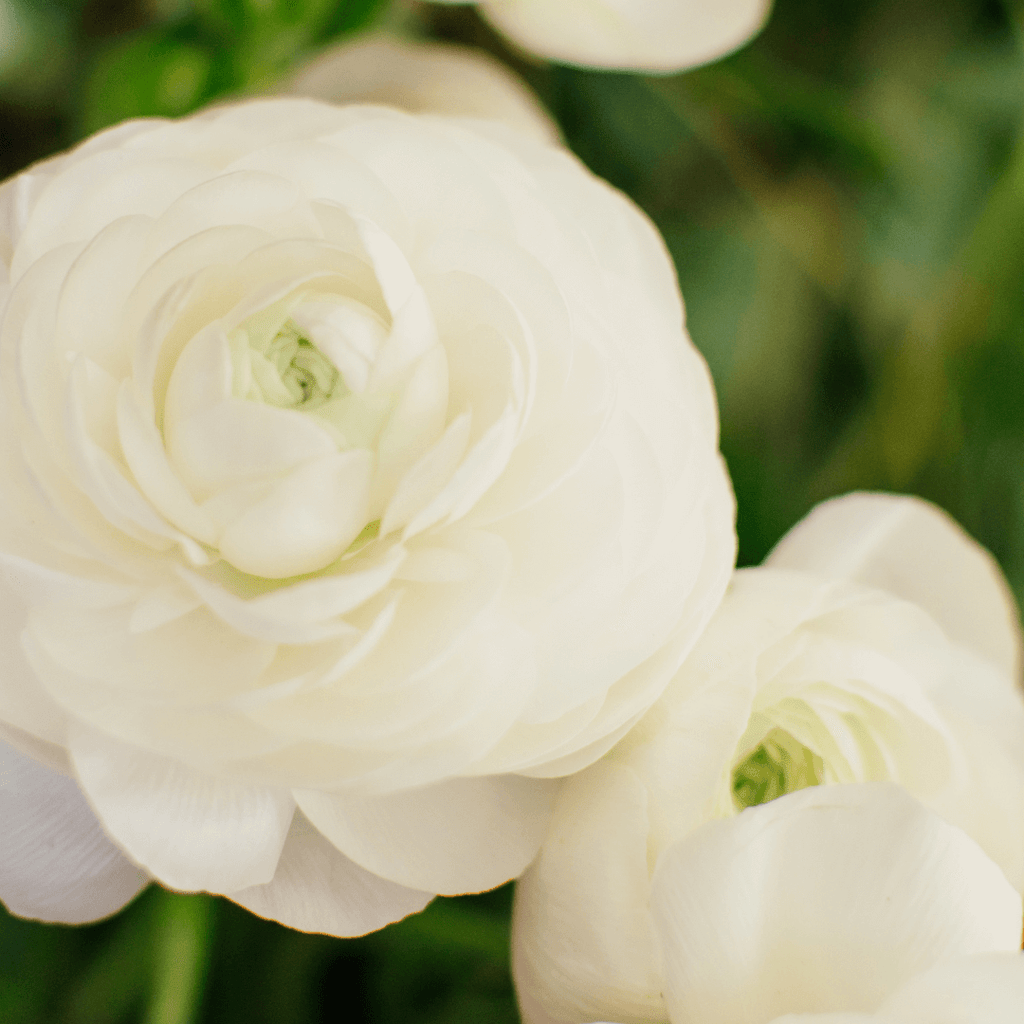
732;728;823;810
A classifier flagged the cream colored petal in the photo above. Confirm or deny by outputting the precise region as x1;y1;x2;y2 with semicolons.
879;952;1024;1024
766;492;1023;678
286;33;559;144
295;773;557;895
179;544;404;645
477;0;772;73
380;411;472;537
652;784;1022;1024
217;449;373;579
69;726;294;893
0;738;149;924
228;810;432;936
513;762;666;1024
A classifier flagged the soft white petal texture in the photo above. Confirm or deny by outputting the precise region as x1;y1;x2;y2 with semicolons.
286;33;559;144
876;952;1024;1024
466;0;773;73
227;810;433;936
0;99;734;922
768;953;1024;1023
295;774;558;895
0;561;73;750
215;450;374;579
766;492;1023;677
651;784;1023;1024
513;763;665;1024
0;738;149;924
925;648;1024;891
69;727;294;893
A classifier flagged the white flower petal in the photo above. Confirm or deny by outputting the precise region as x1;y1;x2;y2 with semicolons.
766;492;1023;678
69;727;294;893
925;653;1024;891
0;737;148;924
228;810;432;937
170;397;340;500
217;449;374;579
380;411;472;537
879;952;1024;1024
372;345;450;509
651;784;1023;1024
295;773;557;895
287;33;560;144
117;381;218;544
513;762;665;1024
475;0;771;72
180;544;403;645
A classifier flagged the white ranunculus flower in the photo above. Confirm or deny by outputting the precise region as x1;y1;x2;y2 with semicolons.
284;32;560;144
427;0;773;73
0;98;735;931
513;492;1024;1024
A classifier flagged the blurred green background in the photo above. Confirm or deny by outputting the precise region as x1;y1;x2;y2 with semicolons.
2;0;1024;1020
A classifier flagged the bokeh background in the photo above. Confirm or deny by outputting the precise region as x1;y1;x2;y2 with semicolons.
2;0;1024;1020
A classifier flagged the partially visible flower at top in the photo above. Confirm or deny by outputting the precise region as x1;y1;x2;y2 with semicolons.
283;32;560;144
514;492;1024;1024
0;98;735;933
425;0;773;73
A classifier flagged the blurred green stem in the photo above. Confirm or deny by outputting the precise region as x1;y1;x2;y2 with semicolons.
143;892;217;1024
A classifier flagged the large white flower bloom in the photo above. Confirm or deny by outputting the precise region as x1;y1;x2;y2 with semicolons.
427;0;773;73
284;33;560;144
514;493;1024;1023
0;98;734;931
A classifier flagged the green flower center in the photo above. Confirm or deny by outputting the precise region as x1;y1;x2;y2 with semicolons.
246;320;342;411
731;728;823;810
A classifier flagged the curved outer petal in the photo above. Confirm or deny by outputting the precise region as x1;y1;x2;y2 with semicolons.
924;648;1024;891
69;727;294;893
295;773;558;895
0;561;72;753
769;953;1024;1023
765;492;1024;889
651;784;1023;1024
513;763;665;1024
473;0;772;73
766;492;1023;679
0;738;148;924
877;951;1024;1024
285;33;560;144
228;811;433;936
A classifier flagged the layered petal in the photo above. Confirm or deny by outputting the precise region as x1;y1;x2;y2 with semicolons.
228;810;433;936
651;784;1022;1024
0;738;148;923
766;492;1023;678
69;727;294;893
295;774;558;894
513;763;665;1024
